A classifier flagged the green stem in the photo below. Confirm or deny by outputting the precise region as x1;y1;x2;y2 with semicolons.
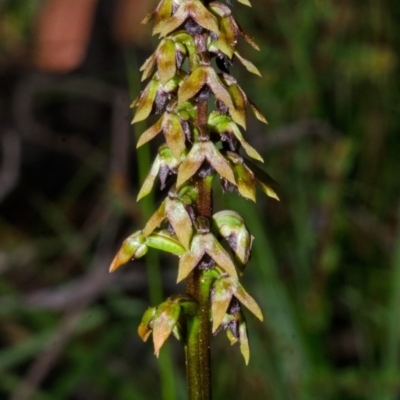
186;270;213;400
185;92;213;397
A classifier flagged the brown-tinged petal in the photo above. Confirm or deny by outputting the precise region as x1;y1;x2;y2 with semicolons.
143;199;167;236
141;11;155;25
234;51;261;76
218;17;237;59
205;233;238;278
211;277;232;332
157;39;177;85
230;123;263;162
188;0;219;34
223;77;247;129
178;67;208;104
109;231;147;272
160;0;219;37
162;113;186;160
207;3;237;57
176;142;205;187
137;116;163;148
153;0;174;35
166;198;193;249
248;99;268;124
132;75;160;124
237;0;252;7
177;236;205;282
245;158;280;201
237;23;260;51
130;95;139;108
138;306;156;342
159;2;189;37
140;52;157;81
227;276;263;321
203;142;236;184
238;313;250;364
226;152;256;201
205;67;235;110
137;155;162;201
176;141;236;187
153;301;181;357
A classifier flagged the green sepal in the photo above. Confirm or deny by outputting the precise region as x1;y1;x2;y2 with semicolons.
146;229;186;257
207;111;263;162
138;306;157;342
137;144;181;201
212;210;253;268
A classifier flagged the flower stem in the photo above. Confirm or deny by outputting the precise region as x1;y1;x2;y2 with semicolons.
186;94;213;398
186;266;213;400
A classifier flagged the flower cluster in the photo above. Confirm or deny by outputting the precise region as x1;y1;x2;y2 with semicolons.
110;0;278;365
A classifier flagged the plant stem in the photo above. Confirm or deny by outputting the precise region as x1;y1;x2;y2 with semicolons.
185;96;213;399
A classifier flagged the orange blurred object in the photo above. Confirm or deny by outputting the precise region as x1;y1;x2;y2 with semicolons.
112;0;152;48
34;0;99;73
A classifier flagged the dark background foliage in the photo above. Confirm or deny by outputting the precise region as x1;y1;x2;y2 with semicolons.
1;0;399;399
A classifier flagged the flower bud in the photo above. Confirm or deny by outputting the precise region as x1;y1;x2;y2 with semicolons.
109;231;147;272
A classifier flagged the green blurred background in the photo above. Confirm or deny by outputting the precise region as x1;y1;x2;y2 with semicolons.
1;0;399;399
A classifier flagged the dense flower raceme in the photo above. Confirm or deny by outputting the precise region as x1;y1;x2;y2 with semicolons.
110;0;279;364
